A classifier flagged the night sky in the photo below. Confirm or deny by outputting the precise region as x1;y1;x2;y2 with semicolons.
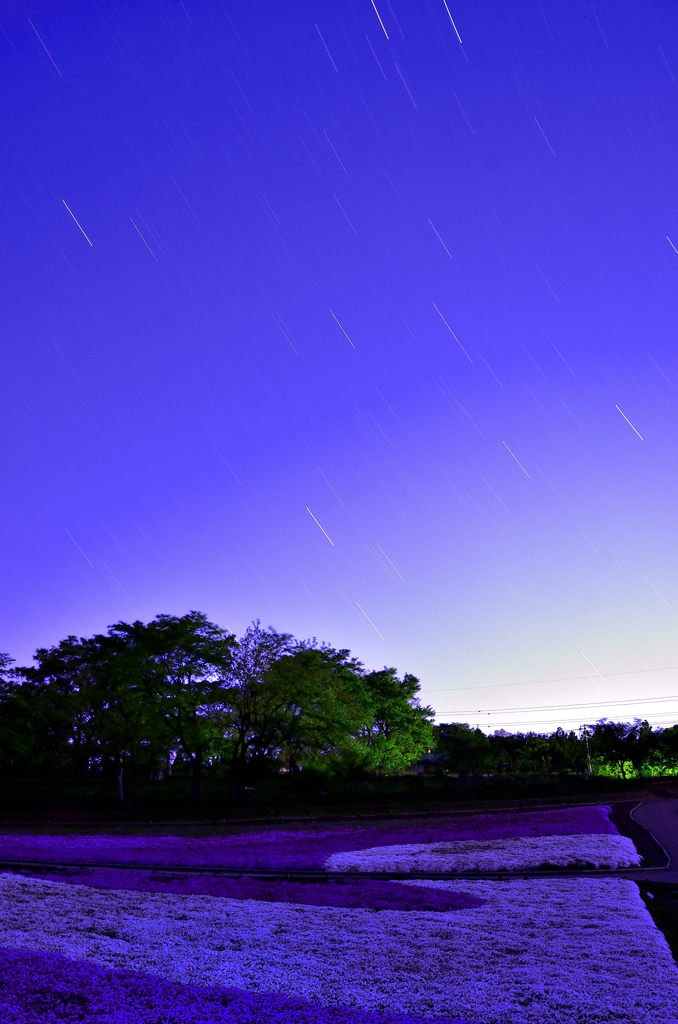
3;0;678;732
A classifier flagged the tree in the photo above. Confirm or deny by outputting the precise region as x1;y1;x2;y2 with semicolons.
487;729;523;773
359;669;435;773
85;618;171;802
0;653;13;682
487;729;560;775
79;613;236;805
133;612;236;801
656;726;678;774
268;643;373;779
22;624;175;804
219;621;296;801
0;621;448;802
589;719;655;778
548;727;587;775
216;630;438;790
0;653;38;777
435;723;492;777
14;637;102;780
514;733;552;775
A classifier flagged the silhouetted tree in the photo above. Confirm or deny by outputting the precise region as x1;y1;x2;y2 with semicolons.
589;719;654;778
219;621;296;801
435;723;493;777
656;725;678;773
137;612;236;801
548;727;587;775
14;637;101;779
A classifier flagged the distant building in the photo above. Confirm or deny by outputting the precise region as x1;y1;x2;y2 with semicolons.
409;752;447;775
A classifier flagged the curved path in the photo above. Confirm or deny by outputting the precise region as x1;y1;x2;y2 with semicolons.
621;798;678;882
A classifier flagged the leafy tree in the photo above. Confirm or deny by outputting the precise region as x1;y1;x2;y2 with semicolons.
130;612;236;801
14;628;167;804
219;621;296;801
548;727;587;774
78;614;237;805
487;729;525;774
269;643;373;779
85;623;172;805
14;637;101;779
589;719;655;778
514;733;552;774
435;723;493;777
359;668;435;773
215;631;432;790
0;653;38;777
656;726;678;774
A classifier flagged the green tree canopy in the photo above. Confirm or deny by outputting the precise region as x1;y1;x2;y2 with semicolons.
219;620;297;799
589;719;654;778
359;668;435;772
434;722;492;777
136;612;237;800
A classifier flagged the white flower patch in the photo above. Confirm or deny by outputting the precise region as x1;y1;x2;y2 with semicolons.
325;833;641;873
0;872;676;1024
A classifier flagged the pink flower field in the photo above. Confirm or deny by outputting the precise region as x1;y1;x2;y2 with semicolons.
0;946;470;1024
0;803;615;872
7;865;484;911
2;804;676;1024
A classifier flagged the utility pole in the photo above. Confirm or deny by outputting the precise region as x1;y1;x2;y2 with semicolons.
583;724;592;775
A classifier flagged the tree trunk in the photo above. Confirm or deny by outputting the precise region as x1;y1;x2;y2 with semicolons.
117;764;125;803
190;746;202;802
230;744;240;803
230;735;247;803
125;751;134;810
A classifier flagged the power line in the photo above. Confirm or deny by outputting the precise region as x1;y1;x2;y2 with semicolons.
422;664;678;695
432;710;678;730
439;693;678;717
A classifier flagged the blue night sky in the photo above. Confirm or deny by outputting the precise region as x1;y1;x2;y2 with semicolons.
2;0;678;732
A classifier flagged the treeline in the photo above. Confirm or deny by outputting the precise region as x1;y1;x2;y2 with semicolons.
2;613;675;811
0;613;434;804
434;720;678;779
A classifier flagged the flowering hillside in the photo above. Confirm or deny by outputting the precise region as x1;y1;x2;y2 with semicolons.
0;803;674;1023
325;833;641;872
0;872;675;1023
0;947;469;1024
0;803;616;871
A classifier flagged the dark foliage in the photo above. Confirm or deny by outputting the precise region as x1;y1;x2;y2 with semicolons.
433;717;678;781
0;617;434;805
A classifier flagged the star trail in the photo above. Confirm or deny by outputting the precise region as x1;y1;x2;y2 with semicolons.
2;0;678;731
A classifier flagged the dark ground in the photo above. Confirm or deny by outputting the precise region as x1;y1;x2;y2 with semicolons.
2;774;677;826
608;801;669;867
608;798;678;964
638;882;678;963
